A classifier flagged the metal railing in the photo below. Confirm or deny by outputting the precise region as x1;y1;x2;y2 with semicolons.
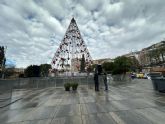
0;80;12;107
11;76;94;89
0;76;95;107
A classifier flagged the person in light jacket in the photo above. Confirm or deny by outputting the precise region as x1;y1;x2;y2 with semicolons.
103;72;108;91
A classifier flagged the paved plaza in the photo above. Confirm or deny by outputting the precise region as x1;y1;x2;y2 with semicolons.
0;79;165;124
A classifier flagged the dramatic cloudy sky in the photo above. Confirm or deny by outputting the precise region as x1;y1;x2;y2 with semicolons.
0;0;165;68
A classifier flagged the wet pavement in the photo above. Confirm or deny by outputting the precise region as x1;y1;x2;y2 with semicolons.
0;79;165;124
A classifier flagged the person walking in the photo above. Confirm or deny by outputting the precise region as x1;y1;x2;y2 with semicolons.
94;73;99;91
103;72;108;91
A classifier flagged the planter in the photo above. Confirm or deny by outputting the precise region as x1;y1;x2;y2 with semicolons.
151;79;158;91
65;87;70;91
64;83;71;91
151;78;165;92
71;82;78;91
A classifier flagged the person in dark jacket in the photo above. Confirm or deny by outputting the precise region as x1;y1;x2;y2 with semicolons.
94;73;99;91
103;72;108;91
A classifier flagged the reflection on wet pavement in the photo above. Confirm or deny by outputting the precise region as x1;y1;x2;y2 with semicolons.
0;79;165;124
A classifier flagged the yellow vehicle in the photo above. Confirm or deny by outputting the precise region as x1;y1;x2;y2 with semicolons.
136;73;144;78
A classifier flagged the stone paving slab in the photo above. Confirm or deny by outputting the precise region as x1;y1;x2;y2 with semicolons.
111;110;153;124
1;79;165;124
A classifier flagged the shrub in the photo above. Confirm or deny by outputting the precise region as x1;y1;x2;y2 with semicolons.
64;83;71;91
71;82;78;91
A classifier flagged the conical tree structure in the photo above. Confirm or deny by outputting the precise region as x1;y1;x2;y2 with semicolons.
51;18;92;72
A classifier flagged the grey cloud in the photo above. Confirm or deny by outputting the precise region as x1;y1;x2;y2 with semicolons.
0;0;165;67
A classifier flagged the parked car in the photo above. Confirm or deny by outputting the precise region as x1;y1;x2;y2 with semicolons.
143;73;151;79
143;73;147;79
136;73;144;78
131;73;136;79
